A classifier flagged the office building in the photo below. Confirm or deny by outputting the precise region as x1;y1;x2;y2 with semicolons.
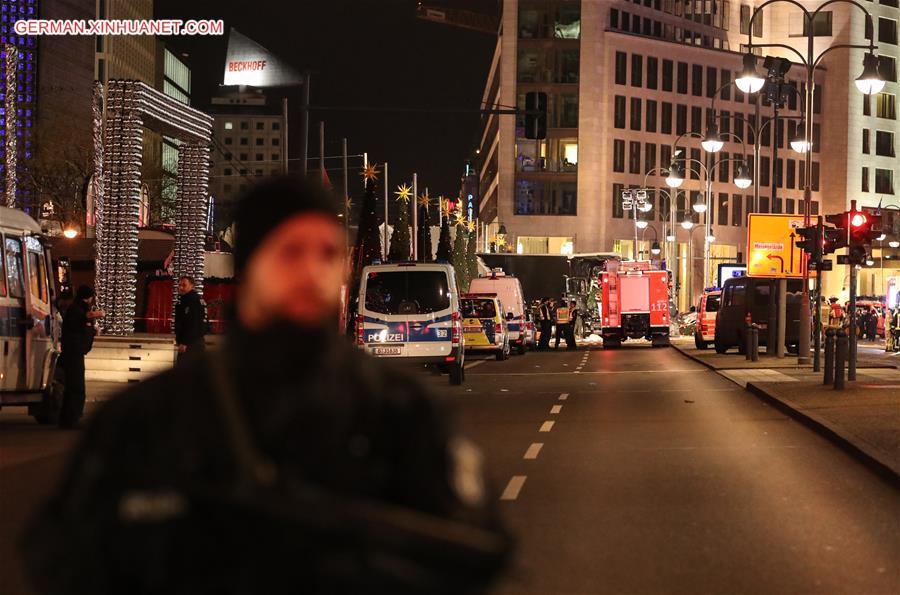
476;0;897;306
208;87;285;231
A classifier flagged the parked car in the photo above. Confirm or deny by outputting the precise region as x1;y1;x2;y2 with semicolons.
694;289;721;349
714;276;802;354
460;293;510;361
357;262;465;385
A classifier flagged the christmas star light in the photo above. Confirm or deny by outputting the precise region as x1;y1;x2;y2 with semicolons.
467;220;476;232
362;163;379;181
454;212;467;226
345;197;353;211
417;192;431;208
439;196;451;218
394;183;413;202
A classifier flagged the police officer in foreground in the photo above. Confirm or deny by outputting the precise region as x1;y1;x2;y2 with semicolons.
174;275;206;362
59;285;104;429
22;177;508;595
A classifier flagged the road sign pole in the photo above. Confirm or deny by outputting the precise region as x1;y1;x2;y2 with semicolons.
813;215;823;372
767;279;778;355
777;278;787;358
849;260;858;381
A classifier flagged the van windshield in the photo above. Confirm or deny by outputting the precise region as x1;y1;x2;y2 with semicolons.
365;270;450;315
461;299;497;319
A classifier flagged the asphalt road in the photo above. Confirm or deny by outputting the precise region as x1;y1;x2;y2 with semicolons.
431;344;900;595
1;344;898;595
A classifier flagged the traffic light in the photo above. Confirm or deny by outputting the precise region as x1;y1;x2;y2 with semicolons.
824;212;849;253
844;207;882;265
795;225;821;261
524;91;547;140
822;227;844;255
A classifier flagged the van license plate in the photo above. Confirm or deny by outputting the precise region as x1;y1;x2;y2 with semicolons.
373;347;402;355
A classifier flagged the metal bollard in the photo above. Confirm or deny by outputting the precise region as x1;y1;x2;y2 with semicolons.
745;324;753;361
750;324;760;362
823;328;835;386
834;330;848;390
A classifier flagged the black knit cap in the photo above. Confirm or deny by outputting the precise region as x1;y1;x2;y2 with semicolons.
232;176;341;275
75;285;95;300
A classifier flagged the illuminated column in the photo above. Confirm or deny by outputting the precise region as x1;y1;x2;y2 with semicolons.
97;81;144;335
91;82;106;305
172;141;210;315
3;44;16;207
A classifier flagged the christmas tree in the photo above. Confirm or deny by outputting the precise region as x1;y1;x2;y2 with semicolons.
388;183;412;261
436;198;453;262
353;164;383;271
465;220;479;283
451;214;470;292
348;163;383;335
416;192;433;262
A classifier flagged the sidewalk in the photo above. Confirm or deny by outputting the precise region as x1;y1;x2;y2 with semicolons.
672;337;900;483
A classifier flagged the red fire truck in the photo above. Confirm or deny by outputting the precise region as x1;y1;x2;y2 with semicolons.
599;260;671;348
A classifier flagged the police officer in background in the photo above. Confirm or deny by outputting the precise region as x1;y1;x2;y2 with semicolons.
174;275;206;362
59;285;104;429
23;177;508;595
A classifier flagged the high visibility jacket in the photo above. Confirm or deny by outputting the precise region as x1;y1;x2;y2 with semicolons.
555;307;571;324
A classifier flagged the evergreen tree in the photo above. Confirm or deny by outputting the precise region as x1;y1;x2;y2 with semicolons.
388;193;411;261
353;170;383;271
436;218;452;262
465;222;479;282
416;195;433;262
451;223;469;292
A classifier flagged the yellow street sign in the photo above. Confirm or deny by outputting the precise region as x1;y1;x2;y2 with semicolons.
747;213;807;278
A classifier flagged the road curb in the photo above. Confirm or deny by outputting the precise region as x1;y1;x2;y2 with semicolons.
745;382;900;487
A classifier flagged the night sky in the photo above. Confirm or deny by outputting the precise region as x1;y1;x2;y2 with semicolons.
155;0;498;208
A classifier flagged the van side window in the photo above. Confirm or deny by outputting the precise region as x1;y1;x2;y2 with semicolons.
4;237;24;298
731;283;746;307
28;249;48;304
753;282;770;306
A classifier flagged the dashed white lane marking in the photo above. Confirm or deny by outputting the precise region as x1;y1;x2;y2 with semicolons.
539;421;555;432
464;360;487;370
550;405;562;414
500;476;527;500
523;443;543;460
477;369;699;376
559;393;569;400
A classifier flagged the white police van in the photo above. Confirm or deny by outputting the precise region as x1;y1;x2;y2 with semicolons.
469;269;528;354
357;262;465;385
0;206;65;423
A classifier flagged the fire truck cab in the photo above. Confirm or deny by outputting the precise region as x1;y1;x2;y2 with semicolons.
599;260;670;348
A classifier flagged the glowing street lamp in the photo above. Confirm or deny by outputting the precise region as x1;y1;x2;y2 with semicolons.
706;234;716;243
890;240;900;249
666;162;685;188
735;53;765;94
692;199;707;214
790;121;812;153
855;53;886;95
681;219;694;230
636;219;649;229
701;125;724;153
62;228;79;239
733;162;753;189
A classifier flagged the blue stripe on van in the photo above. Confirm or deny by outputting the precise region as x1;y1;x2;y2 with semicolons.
363;313;453;325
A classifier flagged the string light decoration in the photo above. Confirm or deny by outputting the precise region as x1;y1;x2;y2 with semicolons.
92;80;213;335
3;45;16;207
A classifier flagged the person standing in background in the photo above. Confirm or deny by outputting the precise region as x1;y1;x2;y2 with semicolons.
174;276;207;363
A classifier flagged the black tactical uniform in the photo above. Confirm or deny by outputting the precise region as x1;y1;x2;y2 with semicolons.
59;296;94;427
22;324;508;594
174;288;206;360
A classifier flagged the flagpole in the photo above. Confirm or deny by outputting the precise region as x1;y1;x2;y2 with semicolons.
412;173;418;261
300;72;310;176
383;162;389;260
342;137;348;245
319;121;325;185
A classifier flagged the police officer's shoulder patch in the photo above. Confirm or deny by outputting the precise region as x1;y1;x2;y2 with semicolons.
448;436;485;507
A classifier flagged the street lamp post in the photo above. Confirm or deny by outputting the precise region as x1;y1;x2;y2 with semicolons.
665;145;751;295
739;0;885;366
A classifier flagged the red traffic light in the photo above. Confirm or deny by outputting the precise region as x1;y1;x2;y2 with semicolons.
850;212;867;228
